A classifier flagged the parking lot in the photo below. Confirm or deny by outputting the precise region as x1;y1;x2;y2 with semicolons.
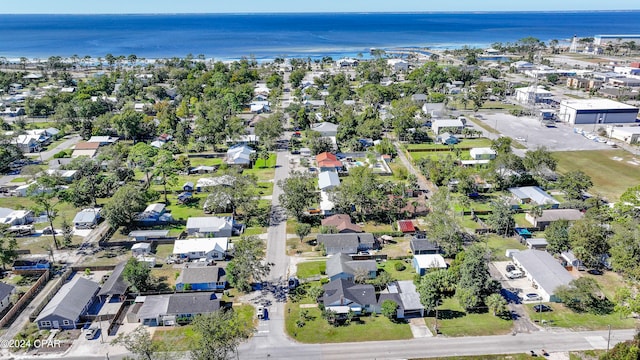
477;113;613;152
492;261;544;303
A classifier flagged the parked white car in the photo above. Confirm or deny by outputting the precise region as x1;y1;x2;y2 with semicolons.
506;270;524;279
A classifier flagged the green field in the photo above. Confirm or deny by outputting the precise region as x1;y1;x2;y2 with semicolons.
523;303;635;331
378;259;416;281
424;298;513;337
406;138;493;150
554;150;640;201
296;261;326;279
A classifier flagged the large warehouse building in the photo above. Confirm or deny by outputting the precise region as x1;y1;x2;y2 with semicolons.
558;99;639;125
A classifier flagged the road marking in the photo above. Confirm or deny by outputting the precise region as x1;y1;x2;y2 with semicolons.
585;336;607;348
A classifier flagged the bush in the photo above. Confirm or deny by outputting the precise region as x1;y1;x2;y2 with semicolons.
320;278;329;285
53;150;69;158
394;262;406;271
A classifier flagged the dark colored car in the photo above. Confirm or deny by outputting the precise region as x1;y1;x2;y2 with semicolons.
506;264;516;272
533;304;552;312
587;269;603;275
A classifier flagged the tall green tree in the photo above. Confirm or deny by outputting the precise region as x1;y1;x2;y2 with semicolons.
544;219;570;254
608;219;640;279
128;142;158;186
278;171;319;220
486;293;508;316
103;184;150;229
28;175;61;250
0;226;18;271
332;166;385;222
153;150;179;203
123;257;153;293
191;310;252;360
255;112;284;150
455;244;495;310
557;170;593;200
424;188;462;256
522;146;557;178
569;217;608;268
112;325;167;360
226;236;272;293
112;108;145;140
486;199;515;236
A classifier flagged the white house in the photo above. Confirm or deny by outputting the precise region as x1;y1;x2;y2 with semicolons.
558;99;639;125
469;147;497;160
72;208;101;229
515;86;553;104
431;119;464;135
0;282;16;313
0;210;33;226
310;122;339;137
226;144;255;166
318;171;340;191
413;254;447;276
186;216;236;237
172;238;229;261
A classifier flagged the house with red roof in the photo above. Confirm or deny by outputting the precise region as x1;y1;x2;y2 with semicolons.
316;152;343;172
397;220;416;234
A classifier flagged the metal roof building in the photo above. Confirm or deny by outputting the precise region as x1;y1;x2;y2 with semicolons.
512;250;574;302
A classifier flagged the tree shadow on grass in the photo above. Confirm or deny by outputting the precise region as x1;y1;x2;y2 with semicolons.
437;309;466;320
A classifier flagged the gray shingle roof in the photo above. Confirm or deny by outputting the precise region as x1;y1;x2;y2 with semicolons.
176;267;225;285
410;239;439;253
326;253;377;278
166;292;221;314
317;233;375;251
0;282;16;300
36;276;99;322
322;278;377;307
97;261;129;297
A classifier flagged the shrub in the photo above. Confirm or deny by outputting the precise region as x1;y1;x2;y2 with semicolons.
394;262;406;272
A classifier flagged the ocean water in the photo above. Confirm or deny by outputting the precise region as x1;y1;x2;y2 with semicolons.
0;12;638;60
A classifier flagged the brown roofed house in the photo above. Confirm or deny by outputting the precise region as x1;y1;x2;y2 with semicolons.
321;214;363;233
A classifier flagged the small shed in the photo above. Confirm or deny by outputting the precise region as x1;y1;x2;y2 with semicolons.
397;220;416;234
525;238;549;250
413;254;447;275
132;243;152;257
183;182;194;192
128;230;170;241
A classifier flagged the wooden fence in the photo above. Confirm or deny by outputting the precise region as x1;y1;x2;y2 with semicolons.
0;270;50;328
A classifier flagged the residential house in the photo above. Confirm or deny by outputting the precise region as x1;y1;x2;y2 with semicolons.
175;266;227;291
512;250;574;302
72;208;101;229
71;141;100;158
560;250;585;271
183;182;194;192
336;58;358;67
250;101;271;113
172;237;229;261
469;148;497;160
525;238;549;250
410;93;428;105
226;144;255;167
387;59;409;72
189;165;216;175
310;122;338;137
132;243;152;257
317;233;377;255
326;253;377;282
316;152;343;172
0;210;33;226
431;119;464;135
87;136;119;145
97;261;129;303
195;175;236;192
397;220;416;234
13;135;41;153
0;282;16;313
378;280;425;318
413;254;448;275
136;203;172;225
45;169;78;183
35;276;99;330
421;102;445;118
318;171;340;190
321;214;363;233
299;148;312;157
515;86;554;104
435;132;459;145
509;186;560;208
320;191;335;216
321;279;377;316
410;238;439;255
304;100;326;109
136;292;221;326
128;230;170;242
186;216;237;237
525;209;584;230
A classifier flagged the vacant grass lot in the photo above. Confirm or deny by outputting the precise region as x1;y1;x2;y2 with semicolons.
554;150;640;201
285;303;412;343
523;303;635;330
424;298;513;337
485;235;527;261
296;261;326;279
406;138;493;150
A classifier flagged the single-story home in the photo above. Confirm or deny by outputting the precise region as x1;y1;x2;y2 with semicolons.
320;190;335;216
137;203;172;225
183;182;194;192
435;132;459;145
36;276;99;329
186;216;236;237
469;148;497;160
0;282;16;313
321;214;362;233
560;250;585;271
0;210;33;226
511;250;575;302
525;209;584;230
321;278;377;315
172;237;229;261
136;292;221;326
316;152;343;172
509;186;560;207
317;233;377;255
410;93;428;104
326;253;377;282
378;280;425;318
310;122;338;137
71;141;101;158
432;119;464;135
132;243;152;257
128;230;170;242
87;136;119;145
525;238;549;250
413;254;447;275
72;208;101;229
318;171;340;190
45;169;78;182
195;175;236;192
226;144;255;167
175;266;227;291
410;238;439;255
97;261;129;303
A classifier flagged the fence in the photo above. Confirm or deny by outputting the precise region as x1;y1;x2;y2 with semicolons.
0;270;50;328
70;265;117;272
29;268;73;322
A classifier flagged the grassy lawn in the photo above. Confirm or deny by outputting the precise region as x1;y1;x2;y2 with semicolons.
0;196;79;229
523;303;636;330
10;177;27;183
78;247;130;267
188;157;223;167
256;181;274;197
424;298;513;337
152;325;199;352
165;193;206;221
154;244;174;260
406;138;493;150
378;259;416;281
287;236;319;256
296;261;326;279
17;234;83;254
285;304;412;343
513;213;532;227
151;266;180;289
554;150;640;201
485;235;527;261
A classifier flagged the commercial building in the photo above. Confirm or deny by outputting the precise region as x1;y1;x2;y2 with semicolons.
558;99;639;125
607;126;640;144
511;250;574;302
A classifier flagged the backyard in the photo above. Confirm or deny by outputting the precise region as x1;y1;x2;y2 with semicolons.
554;149;640;201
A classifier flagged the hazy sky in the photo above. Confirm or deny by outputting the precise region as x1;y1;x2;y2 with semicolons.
1;0;638;14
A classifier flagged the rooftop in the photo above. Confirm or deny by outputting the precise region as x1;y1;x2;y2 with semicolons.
560;98;638;111
512;250;574;295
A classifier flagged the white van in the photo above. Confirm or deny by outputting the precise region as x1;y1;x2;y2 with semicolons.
506;270;524;279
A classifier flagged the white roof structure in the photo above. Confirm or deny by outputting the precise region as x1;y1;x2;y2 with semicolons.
431;119;464;134
512;250;574;297
173;238;229;255
559;98;638;111
320;191;335;212
87;136;119;144
413;254;447;269
509;186;559;206
311;121;338;134
226;144;255;165
72;208;101;224
186;217;233;233
196;175;236;188
132;242;152;251
318;171;340;190
469;148;496;157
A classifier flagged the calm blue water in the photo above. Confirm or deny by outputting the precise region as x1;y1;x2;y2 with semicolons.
0;12;639;60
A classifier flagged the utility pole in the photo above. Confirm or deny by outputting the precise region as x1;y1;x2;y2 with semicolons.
606;324;612;353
